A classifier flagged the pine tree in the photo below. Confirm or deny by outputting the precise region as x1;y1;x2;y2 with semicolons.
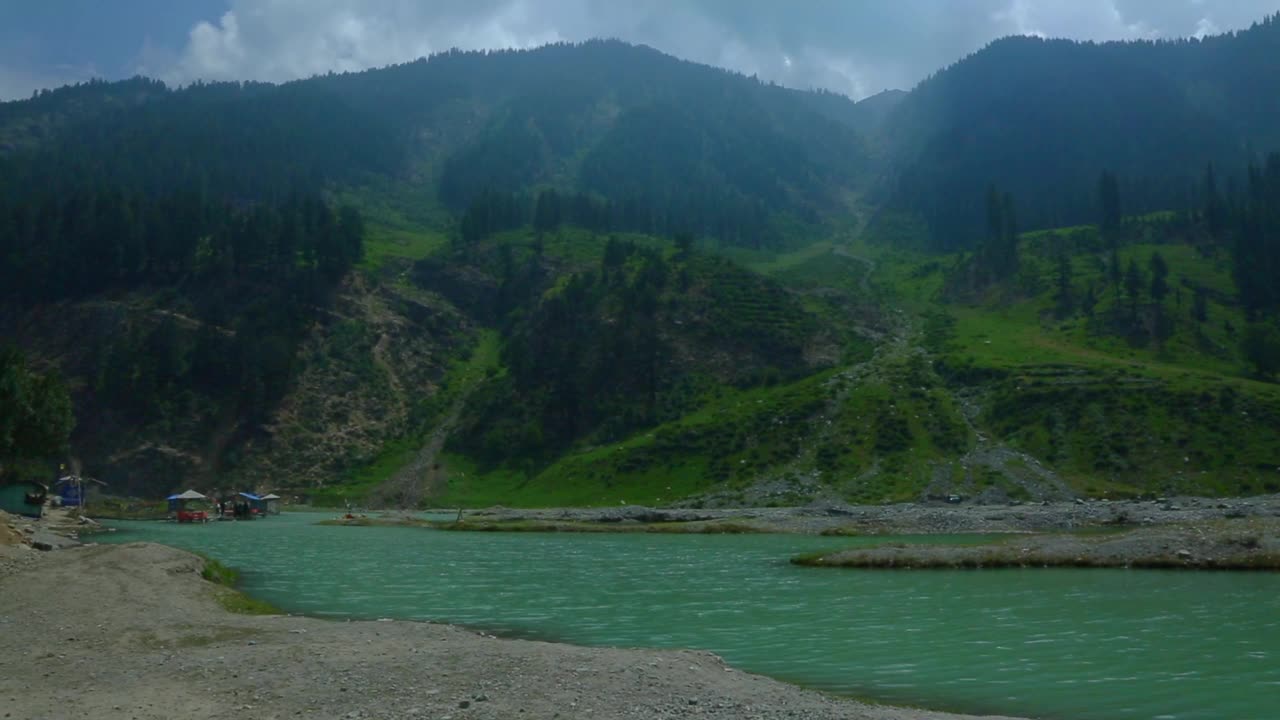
1147;253;1171;345
533;189;562;234
1053;246;1074;318
0;345;74;468
1149;252;1169;305
1203;164;1226;239
1001;192;1019;276
1098;170;1122;248
1124;258;1144;317
1192;285;1209;323
983;184;1002;282
1242;323;1280;379
1081;282;1098;318
976;184;1019;285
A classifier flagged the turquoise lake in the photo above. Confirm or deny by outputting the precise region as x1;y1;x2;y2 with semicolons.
102;513;1280;720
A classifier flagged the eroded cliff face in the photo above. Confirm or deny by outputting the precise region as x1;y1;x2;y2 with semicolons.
228;275;473;494
2;271;474;497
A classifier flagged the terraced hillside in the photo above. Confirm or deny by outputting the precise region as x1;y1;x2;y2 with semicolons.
362;214;1280;509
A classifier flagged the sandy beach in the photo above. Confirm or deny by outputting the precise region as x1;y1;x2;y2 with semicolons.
0;531;1024;720
4;494;1278;719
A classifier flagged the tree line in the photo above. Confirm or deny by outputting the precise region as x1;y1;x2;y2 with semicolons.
0;182;367;447
950;152;1280;378
0;346;73;478
885;15;1280;250
0;187;363;305
454;185;782;254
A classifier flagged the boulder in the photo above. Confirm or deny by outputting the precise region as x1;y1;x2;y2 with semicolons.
30;531;79;552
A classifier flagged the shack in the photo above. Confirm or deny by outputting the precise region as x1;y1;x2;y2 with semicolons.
228;492;259;519
167;490;209;523
259;493;282;515
239;492;269;517
0;480;47;519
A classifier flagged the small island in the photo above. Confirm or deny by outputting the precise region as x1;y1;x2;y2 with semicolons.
793;517;1280;570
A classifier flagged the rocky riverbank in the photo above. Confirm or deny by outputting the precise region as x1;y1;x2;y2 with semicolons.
0;506;99;573
349;492;1280;536
792;517;1280;569
0;542;1029;720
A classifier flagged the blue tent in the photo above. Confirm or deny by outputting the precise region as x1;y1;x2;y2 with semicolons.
56;475;104;507
239;492;269;515
60;484;83;507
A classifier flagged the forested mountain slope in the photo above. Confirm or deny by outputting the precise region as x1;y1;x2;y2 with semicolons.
3;41;876;251
321;40;876;249
877;14;1280;249
3;28;1280;504
0;41;878;494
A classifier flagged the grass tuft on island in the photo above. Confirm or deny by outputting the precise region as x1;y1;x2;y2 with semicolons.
433;519;769;534
198;555;281;615
793;519;1280;571
315;515;426;528
317;516;769;534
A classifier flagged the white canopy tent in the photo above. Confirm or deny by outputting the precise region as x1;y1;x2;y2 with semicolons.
259;493;282;515
168;490;207;501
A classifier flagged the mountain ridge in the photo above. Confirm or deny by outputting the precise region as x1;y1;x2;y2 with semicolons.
3;28;1280;504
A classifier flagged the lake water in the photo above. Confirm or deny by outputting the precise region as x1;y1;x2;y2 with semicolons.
102;513;1280;720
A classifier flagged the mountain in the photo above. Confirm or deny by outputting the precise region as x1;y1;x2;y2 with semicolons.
876;14;1280;249
805;88;907;138
2;41;875;251
4;29;1280;505
0;41;878;495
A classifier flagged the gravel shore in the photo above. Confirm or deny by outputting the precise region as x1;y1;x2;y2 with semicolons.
0;540;1024;720
794;517;1280;569
4;494;1277;720
457;493;1280;535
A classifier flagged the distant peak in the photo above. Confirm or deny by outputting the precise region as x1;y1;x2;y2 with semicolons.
857;89;906;104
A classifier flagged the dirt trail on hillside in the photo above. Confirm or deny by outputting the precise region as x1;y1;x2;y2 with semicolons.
370;394;467;509
838;244;1073;503
0;542;1025;720
832;247;876;296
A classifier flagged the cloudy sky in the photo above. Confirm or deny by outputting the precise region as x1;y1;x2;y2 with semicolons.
1;0;1277;102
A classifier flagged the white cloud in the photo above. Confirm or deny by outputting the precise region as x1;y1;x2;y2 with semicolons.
993;0;1159;41
155;0;1280;100
183;12;247;79
1193;17;1220;39
163;0;565;87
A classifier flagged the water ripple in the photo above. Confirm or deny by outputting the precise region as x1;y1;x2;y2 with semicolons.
103;515;1280;720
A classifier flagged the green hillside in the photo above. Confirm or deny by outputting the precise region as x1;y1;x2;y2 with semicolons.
332;184;1280;507
866;204;1280;498
3;31;1280;505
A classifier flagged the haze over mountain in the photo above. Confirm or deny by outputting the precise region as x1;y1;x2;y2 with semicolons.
3;10;1280;506
4;0;1279;101
880;14;1280;248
